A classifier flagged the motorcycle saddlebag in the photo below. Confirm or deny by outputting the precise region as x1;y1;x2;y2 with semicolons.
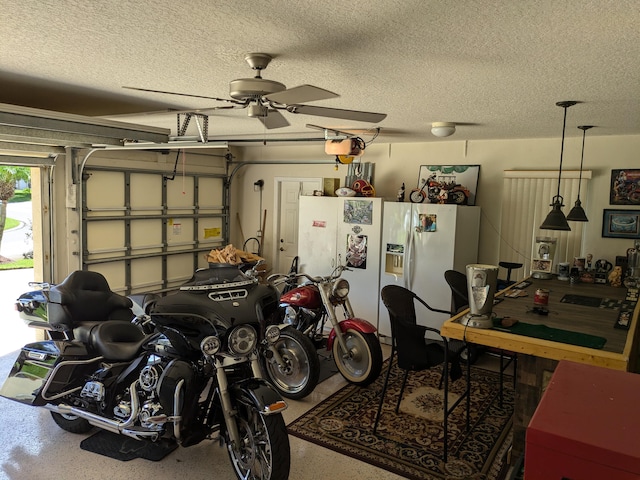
0;340;89;406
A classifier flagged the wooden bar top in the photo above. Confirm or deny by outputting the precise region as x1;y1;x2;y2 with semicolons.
441;276;640;371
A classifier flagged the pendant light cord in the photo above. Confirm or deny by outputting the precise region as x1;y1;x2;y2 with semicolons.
576;128;586;198
555;105;569;199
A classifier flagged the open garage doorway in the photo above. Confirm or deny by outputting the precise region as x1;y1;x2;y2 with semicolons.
0;165;51;355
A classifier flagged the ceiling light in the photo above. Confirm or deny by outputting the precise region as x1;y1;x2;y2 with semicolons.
540;101;577;231
431;122;456;137
566;125;594;222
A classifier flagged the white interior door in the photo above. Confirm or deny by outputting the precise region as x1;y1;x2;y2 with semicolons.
274;177;322;274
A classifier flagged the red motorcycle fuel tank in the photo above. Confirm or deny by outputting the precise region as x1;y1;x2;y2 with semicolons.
280;284;323;310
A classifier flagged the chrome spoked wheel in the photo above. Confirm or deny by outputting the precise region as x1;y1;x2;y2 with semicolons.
332;329;383;386
263;327;320;400
227;404;290;480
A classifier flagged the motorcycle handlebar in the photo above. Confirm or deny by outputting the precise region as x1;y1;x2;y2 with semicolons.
267;264;351;285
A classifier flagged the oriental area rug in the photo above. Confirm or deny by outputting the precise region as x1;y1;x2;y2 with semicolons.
288;359;514;480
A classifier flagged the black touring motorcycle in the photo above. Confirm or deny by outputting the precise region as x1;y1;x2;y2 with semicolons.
2;265;291;480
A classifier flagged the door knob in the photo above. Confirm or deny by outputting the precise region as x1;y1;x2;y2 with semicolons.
280;247;284;251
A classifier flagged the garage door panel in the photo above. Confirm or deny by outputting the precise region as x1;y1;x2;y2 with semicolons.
167;253;196;286
167;218;194;247
131;257;164;293
86;221;124;254
90;265;127;295
166;177;194;208
199;217;223;243
86;171;125;211
131;219;163;253
199;177;224;205
130;173;162;209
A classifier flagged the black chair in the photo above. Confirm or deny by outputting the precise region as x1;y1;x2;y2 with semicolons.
444;269;516;407
497;261;523;291
444;269;469;315
374;285;469;463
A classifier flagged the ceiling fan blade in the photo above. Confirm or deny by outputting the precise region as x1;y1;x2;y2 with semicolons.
123;86;244;105
265;85;338;105
258;109;290;129
289;104;387;123
104;104;241;118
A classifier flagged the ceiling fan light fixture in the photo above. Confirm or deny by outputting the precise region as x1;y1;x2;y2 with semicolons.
431;122;456;137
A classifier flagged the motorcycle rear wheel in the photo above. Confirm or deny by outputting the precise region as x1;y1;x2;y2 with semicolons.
50;411;92;434
263;327;320;400
332;329;383;386
227;403;290;480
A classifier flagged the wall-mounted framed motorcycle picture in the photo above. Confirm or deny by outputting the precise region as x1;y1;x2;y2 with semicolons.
415;165;480;205
610;169;640;205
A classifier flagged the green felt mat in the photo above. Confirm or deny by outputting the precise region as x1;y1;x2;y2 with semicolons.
492;318;606;349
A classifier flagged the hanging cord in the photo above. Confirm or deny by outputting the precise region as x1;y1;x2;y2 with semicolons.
182;149;186;194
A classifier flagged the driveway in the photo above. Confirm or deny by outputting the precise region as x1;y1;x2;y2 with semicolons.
0;268;36;356
1;201;33;261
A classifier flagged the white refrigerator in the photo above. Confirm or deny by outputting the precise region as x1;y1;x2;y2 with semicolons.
297;196;383;325
378;202;480;340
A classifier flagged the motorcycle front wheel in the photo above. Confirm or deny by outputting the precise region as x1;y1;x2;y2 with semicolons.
263;326;320;400
227;403;290;480
332;329;383;386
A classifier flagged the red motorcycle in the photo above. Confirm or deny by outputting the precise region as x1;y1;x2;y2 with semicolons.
268;265;383;387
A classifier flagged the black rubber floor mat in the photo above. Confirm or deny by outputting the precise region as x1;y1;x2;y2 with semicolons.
80;430;177;461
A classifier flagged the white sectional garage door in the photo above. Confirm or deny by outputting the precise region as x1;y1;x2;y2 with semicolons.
82;166;228;295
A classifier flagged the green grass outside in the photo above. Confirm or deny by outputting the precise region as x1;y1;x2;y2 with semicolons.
2;188;33;269
9;189;31;203
0;258;33;270
5;217;19;230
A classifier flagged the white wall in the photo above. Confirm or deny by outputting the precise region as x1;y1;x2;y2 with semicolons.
233;135;640;270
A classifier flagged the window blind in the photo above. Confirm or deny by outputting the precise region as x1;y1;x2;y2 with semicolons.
499;170;591;280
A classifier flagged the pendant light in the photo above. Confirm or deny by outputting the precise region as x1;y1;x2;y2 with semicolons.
566;125;594;222
540;100;578;231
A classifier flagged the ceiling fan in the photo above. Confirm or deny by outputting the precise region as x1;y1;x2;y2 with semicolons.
124;53;387;129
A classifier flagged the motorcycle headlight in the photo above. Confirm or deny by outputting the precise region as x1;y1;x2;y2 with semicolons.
331;278;350;300
265;324;281;344
201;335;221;356
228;325;258;355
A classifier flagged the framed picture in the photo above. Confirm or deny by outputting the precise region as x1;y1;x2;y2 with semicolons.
610;169;640;205
602;209;640;239
415;165;480;205
531;259;553;273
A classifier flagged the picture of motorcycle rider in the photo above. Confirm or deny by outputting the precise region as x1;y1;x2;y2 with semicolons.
346;234;367;269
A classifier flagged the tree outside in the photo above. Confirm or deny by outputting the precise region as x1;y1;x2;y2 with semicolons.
0;166;31;251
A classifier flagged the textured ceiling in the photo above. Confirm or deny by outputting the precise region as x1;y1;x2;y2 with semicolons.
1;0;639;145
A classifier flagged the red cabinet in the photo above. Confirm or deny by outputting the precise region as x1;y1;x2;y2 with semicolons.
526;360;640;480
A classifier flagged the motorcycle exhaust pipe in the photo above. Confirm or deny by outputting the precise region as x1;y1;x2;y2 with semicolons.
44;380;155;441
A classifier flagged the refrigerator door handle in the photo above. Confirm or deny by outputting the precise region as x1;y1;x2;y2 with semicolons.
405;227;414;290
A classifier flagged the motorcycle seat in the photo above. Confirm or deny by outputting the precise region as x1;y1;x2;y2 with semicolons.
48;271;133;332
89;320;147;361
